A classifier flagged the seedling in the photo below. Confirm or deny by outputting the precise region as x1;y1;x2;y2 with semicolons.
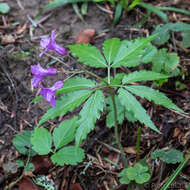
151;148;184;164
118;161;151;187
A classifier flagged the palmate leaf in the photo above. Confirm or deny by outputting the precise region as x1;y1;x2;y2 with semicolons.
31;77;95;104
53;117;78;150
126;85;184;113
13;131;35;156
31;128;52;155
111;35;156;68
51;146;84;166
56;77;96;95
103;38;121;65
75;90;105;146
152;48;179;73
106;96;125;128
118;88;160;133
123;70;169;84
68;44;107;68
37;90;92;127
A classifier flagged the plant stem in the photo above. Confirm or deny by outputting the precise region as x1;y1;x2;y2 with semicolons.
136;125;141;161
107;66;111;84
5;151;31;190
161;152;190;190
78;63;108;85
110;88;128;168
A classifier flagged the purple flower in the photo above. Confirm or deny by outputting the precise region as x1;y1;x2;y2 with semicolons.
31;64;57;88
40;81;64;107
39;29;66;57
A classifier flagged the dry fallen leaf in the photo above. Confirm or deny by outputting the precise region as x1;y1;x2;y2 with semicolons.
124;146;136;154
76;29;96;44
17;176;38;190
1;34;15;44
70;183;83;190
32;155;52;174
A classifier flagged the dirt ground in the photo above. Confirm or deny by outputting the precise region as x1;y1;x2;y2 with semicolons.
0;0;190;189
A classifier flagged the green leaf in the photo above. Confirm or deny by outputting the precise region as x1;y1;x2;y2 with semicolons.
102;73;125;86
138;2;168;23
161;149;184;164
30;95;42;104
118;169;131;184
151;149;184;164
45;0;103;9
111;35;156;68
141;45;158;63
127;0;140;11
122;70;169;84
126;85;184;113
157;6;190;16
106;96;125;128
113;2;123;25
151;149;165;160
51;146;85;165
126;163;150;184
81;2;88;15
72;3;84;22
152;24;171;45
76;90;105;146
13;131;35;156
118;88;160;134
103;38;121;65
32;77;95;104
53;117;78;150
152;48;179;73
69;44;107;68
56;77;96;95
31;128;52;155
0;3;10;14
152;22;190;46
37;90;92;127
24;163;35;172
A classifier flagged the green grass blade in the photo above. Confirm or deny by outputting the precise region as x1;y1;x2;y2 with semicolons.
113;2;123;25
72;3;84;22
161;152;190;190
81;2;88;15
45;0;103;9
138;2;168;23
157;6;190;16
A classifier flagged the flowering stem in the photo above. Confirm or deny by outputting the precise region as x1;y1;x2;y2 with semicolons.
110;88;128;168
78;64;108;85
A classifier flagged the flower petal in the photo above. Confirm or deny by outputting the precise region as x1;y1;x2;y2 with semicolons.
39;81;63;107
51;81;64;91
40;37;50;48
32;76;44;88
31;64;57;77
54;43;67;56
39;29;66;56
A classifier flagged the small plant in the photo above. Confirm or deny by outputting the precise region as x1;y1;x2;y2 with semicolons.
152;22;190;48
119;162;151;185
13;30;185;188
151;148;184;164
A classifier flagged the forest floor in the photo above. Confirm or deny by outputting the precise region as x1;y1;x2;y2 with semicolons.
0;0;190;189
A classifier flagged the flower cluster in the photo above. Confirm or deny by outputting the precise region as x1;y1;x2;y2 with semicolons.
31;30;66;107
